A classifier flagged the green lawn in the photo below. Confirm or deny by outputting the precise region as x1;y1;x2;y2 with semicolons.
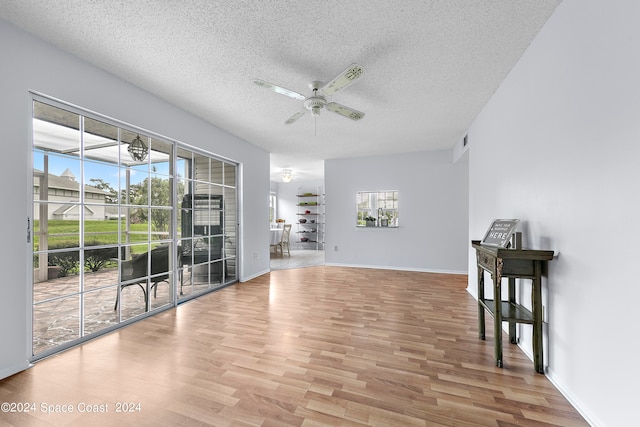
34;219;151;249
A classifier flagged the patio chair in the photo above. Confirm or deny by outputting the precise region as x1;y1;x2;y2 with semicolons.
115;245;172;311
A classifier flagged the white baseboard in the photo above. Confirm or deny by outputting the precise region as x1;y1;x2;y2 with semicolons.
545;371;599;426
239;269;270;282
324;262;467;275
465;288;598;426
0;361;31;381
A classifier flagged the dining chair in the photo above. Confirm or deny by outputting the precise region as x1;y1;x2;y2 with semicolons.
272;224;292;256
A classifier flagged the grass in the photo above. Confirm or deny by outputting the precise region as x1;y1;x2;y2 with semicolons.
34;219;154;249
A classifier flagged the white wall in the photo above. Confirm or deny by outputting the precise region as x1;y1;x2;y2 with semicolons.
0;19;270;380
466;1;640;425
325;150;468;273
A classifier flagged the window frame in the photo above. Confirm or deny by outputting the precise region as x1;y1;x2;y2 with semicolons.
356;190;399;227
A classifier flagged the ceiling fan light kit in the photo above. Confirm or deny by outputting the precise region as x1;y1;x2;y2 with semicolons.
254;63;365;125
281;169;293;183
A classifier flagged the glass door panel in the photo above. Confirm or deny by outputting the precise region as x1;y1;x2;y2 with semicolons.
224;163;236;187
33;295;81;354
83;287;119;335
211;158;223;185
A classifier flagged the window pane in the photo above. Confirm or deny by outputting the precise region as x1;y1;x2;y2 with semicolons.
149;137;172;176
83;117;119;164
84;160;119;204
33;295;80;354
84;246;119;289
225;187;237;259
120;244;149;281
84;244;118;277
35;154;82;198
149;207;171;239
176;178;187;206
45;216;80;249
179;238;193;266
179;208;192;240
84;287;119;335
150;175;172;207
193;153;210;183
33;250;80;302
209;236;224;261
149;271;173;310
211;158;223;185
122;170;150;206
84;219;119;246
224;162;236;187
121;129;150;170
119;279;149;320
33;101;80;155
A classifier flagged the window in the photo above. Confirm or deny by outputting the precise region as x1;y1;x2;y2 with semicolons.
356;191;398;227
269;192;276;223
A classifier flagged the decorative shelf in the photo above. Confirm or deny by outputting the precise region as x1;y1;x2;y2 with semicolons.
297;187;324;250
478;299;534;324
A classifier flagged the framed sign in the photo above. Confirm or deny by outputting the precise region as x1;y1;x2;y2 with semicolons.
481;219;520;248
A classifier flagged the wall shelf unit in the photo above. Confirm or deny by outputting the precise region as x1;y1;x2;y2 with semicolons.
296;187;324;250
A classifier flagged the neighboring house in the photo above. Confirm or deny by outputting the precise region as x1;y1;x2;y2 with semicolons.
33;168;111;220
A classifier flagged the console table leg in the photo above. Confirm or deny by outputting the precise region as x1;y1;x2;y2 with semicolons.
478;266;485;340
493;273;503;368
508;277;517;344
532;262;544;373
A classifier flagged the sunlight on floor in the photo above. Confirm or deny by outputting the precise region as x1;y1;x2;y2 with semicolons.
269;249;324;271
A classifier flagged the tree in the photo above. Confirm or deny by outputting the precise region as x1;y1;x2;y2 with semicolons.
89;178;118;204
128;176;175;232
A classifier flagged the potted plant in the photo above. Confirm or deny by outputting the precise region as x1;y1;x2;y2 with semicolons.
364;215;376;227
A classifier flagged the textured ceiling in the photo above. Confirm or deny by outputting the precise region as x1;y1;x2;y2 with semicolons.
0;1;561;181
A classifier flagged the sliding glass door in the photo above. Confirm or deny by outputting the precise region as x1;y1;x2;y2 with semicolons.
31;97;238;358
176;149;237;300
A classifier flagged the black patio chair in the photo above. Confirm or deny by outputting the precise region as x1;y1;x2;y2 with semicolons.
115;245;172;311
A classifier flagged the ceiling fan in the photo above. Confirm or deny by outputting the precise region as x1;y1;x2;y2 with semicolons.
254;63;365;125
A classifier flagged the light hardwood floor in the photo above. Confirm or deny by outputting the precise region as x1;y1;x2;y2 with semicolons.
0;267;587;426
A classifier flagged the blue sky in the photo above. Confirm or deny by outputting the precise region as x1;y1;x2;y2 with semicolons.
34;151;178;190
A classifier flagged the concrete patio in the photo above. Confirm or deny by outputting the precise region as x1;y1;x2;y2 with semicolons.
32;266;224;355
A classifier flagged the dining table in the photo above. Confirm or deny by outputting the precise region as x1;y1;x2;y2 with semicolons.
269;228;283;245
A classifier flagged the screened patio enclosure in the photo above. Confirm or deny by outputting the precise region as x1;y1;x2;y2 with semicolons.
32;98;238;358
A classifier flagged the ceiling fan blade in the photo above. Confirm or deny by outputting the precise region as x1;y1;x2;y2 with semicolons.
320;64;365;96
284;109;307;124
253;79;305;100
326;102;365;121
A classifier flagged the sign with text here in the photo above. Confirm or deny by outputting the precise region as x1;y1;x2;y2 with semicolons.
481;219;520;248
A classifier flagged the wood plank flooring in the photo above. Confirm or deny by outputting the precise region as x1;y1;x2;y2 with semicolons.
0;267;588;426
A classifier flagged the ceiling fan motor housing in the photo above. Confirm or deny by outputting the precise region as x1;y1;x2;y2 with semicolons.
304;96;327;116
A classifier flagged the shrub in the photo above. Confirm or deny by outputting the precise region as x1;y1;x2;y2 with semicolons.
48;249;79;277
45;241;118;276
84;242;118;272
